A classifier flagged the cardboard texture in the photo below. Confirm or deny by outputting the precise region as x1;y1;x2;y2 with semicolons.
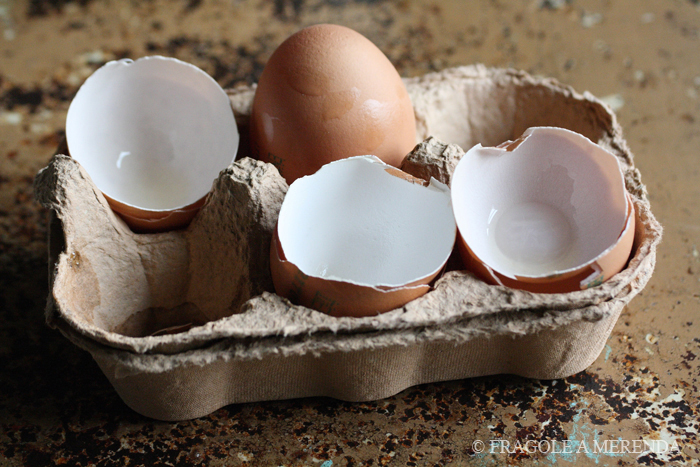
34;65;662;421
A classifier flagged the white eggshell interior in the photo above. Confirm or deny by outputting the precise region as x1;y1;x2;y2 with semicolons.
277;156;457;287
451;127;628;278
66;56;239;211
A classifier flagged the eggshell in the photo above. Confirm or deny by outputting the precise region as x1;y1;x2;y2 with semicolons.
451;126;634;293
249;24;416;184
105;196;206;232
271;155;456;316
66;56;239;232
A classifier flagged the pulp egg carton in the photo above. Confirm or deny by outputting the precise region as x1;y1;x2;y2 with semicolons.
34;65;662;421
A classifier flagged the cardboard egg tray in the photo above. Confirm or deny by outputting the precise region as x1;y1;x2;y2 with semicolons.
35;65;662;421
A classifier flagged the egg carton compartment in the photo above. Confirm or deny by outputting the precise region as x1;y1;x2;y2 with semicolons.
34;65;662;421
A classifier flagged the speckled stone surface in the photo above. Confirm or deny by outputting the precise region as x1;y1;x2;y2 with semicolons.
1;0;699;465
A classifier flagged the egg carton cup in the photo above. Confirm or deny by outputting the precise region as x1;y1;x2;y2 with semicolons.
34;65;662;421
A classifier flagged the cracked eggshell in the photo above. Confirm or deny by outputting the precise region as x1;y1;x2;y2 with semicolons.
451;127;635;294
271;155;456;317
249;24;417;185
66;56;239;232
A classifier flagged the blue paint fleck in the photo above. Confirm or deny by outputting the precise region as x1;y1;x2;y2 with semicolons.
546;397;631;465
321;461;333;467
604;344;612;361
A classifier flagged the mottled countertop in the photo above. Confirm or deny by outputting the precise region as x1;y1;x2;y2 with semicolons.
1;0;699;465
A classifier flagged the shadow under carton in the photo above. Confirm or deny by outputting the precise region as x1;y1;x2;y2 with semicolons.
33;65;662;421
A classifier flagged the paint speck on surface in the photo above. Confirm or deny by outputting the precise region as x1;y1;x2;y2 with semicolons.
641;13;655;24
30;122;50;134
581;11;603;28
1;111;22;125
0;1;13;41
600;94;624;111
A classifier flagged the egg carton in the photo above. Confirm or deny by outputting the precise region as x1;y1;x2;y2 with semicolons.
34;65;662;421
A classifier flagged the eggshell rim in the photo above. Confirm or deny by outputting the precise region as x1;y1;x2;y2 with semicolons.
275;154;457;289
104;193;207;233
273;225;437;293
270;227;433;317
451;126;631;281
65;55;239;213
457;192;636;293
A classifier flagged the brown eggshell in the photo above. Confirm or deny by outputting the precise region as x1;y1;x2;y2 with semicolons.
451;126;635;294
269;155;456;317
270;229;431;317
250;24;417;184
64;56;240;234
105;195;206;233
457;194;636;293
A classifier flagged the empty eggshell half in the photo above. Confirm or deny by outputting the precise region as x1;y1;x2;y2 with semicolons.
451;126;634;294
271;155;457;317
66;56;239;232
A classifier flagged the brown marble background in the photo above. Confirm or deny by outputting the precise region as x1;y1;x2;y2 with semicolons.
1;0;698;465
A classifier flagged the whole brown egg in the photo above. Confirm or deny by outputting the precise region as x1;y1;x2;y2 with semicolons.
250;24;417;184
